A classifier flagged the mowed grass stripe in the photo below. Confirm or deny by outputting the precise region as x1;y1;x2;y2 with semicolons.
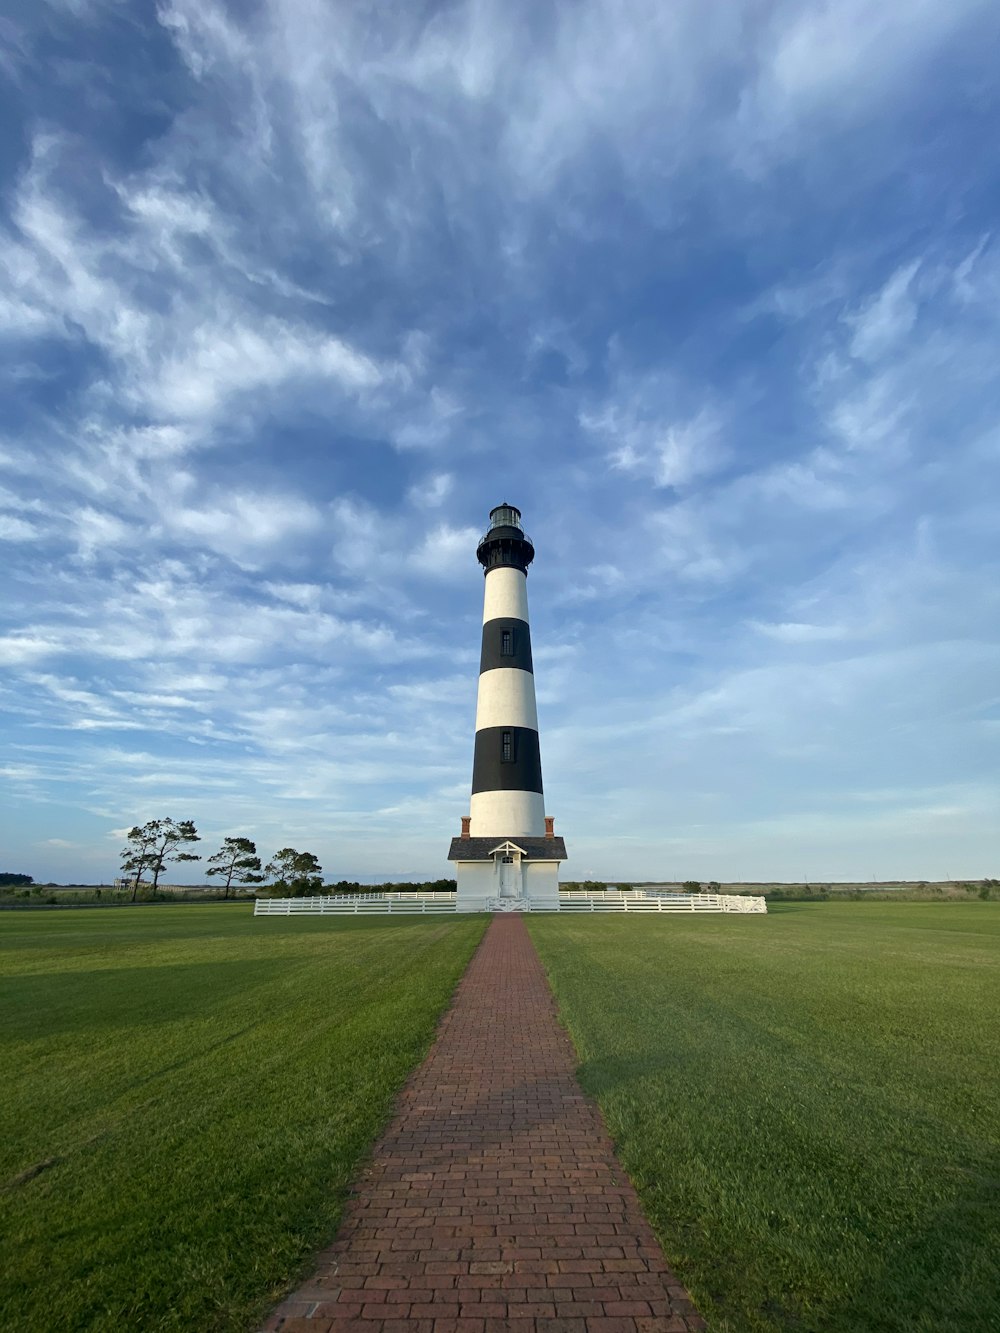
527;904;1000;1333
0;907;487;1333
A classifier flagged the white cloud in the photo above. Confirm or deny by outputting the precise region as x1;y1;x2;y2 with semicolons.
71;506;131;555
147;0;989;254
392;390;465;450
408;472;454;508
164;490;323;560
71;718;146;731
952;234;994;305
147;319;383;421
328;497;396;576
388;675;470;705
582;383;728;490
0;635;67;665
262;582;325;611
411;523;480;580
119;183;214;243
0;515;42;542
734;0;991;166
0;131;392;471
756;450;855;511
1;558;432;677
845;260;921;361
558;562;627;604
649;503;746;583
750;620;851;643
826;373;908;455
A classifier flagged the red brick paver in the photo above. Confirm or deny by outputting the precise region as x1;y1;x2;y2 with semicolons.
262;915;704;1333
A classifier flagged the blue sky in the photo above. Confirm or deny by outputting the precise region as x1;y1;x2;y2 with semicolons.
1;0;998;885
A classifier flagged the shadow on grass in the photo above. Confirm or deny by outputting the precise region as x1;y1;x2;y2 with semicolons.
816;1158;1000;1333
0;958;286;1039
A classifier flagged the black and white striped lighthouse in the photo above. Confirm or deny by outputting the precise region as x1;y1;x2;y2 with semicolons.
449;503;567;911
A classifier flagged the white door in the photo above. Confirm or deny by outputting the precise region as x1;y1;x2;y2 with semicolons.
499;855;518;897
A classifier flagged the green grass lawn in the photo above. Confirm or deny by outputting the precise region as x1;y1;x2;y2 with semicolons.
0;906;486;1333
528;903;1000;1333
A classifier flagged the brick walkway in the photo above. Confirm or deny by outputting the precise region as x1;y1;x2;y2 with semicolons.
263;914;704;1333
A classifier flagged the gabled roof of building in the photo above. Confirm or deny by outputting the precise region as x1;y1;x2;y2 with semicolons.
447;835;568;862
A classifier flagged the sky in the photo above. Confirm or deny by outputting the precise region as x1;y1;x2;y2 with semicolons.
1;0;999;885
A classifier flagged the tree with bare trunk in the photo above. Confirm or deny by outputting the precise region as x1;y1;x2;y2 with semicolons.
206;836;264;898
120;819;201;900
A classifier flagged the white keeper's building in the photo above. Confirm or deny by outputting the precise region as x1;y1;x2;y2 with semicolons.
448;503;567;912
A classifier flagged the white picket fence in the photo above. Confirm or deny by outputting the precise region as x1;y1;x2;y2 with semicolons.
254;894;458;916
255;891;766;916
558;892;766;913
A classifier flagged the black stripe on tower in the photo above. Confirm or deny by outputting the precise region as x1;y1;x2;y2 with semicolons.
479;618;533;674
471;726;544;794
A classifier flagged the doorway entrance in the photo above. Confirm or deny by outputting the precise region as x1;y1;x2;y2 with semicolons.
498;853;520;898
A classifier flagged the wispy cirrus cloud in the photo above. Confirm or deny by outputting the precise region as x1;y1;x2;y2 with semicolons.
0;0;997;882
581;394;728;491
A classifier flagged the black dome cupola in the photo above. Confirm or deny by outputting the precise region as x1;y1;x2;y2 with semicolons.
476;502;535;575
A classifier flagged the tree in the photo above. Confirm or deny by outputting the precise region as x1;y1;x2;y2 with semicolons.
328;879;363;896
121;823;160;901
683;880;702;894
206;837;264;899
120;819;201;900
0;872;33;888
265;848;323;896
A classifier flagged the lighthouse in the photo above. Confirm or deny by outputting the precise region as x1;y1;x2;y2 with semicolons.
449;503;567;912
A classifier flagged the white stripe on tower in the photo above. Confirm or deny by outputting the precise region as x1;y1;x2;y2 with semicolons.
469;505;546;838
474;666;539;732
482;564;529;622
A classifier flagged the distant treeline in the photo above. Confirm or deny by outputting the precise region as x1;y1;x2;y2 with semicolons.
7;869;997;908
0;875;459;906
732;880;999;902
561;879;1000;902
321;879;457;896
